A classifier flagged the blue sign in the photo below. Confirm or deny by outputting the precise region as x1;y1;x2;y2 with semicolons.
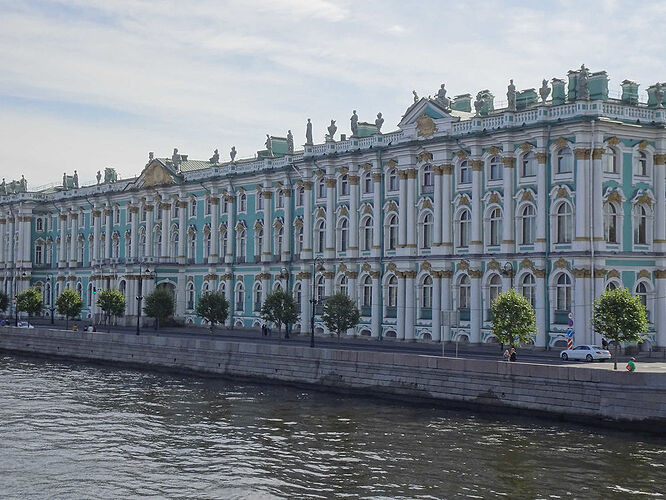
568;319;574;327
567;329;573;338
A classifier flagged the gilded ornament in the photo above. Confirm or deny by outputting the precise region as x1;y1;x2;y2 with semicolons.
607;190;623;205
489;193;500;204
416;112;437;138
387;262;397;271
638;140;649;150
501;157;515;168
556;187;568;199
554;257;569;269
521;190;533;202
470;160;483;171
653;154;666;165
536;152;547;164
456;150;468;159
520;142;534;152
638;269;651;279
520;258;535;270
487;259;500;271
488;146;501;156
457;260;469;271
422;198;432;209
361;262;371;272
459;194;470;206
417;151;433;163
421;261;431;270
361;162;372;171
554;137;568;148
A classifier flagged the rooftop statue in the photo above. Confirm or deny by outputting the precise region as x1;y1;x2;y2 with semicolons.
73;170;79;189
104;167;118;184
577;64;589;100
96;170;102;185
265;134;273;157
287;130;294;154
305;118;313;145
0;178;6;195
413;90;419;103
539;79;551;103
327;119;337;140
209;149;219;163
507;79;516;111
350;110;358;137
149;151;154;161
62;172;68;190
375;112;384;132
435;84;450;109
20;175;26;192
473;93;483;115
655;83;664;108
172;148;180;164
230;146;237;162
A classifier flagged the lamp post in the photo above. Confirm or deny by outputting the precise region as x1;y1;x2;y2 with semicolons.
309;256;324;348
14;270;26;326
502;262;514;289
46;275;56;324
136;264;151;335
280;266;290;338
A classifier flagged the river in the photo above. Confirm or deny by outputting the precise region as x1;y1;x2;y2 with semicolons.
0;353;664;499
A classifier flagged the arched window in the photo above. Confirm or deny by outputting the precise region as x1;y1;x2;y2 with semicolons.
340;175;349;196
339;275;348;296
489;156;503;180
421;275;433;311
362;275;372;307
112;237;120;258
35;243;43;264
205;198;211;216
235;282;244;311
633;205;648;245
239;193;247;212
46;242;53;264
276;190;284;209
218;281;226;298
255;228;264;257
555;274;571;312
170;230;178;259
36;218;43;231
458;209;471;248
459;275;471;310
521;273;536;308
388;169;398;192
254;282;263;311
459;160;471;184
606;281;618;292
386;214;398;250
256;192;264;211
315;275;325;301
337;218;348;252
363;172;373;194
276;226;284;256
421;212;433;249
202;282;210;294
139;229;146;258
422;165;433;190
520;204;536;245
315;220;325;253
603;147;618;173
186;282;194;309
317;179;326;199
188;231;196;261
172;203;179;218
635;282;648;309
238;228;247;260
387;275;398;308
634;151;648;177
204;232;211;258
154;230;161;257
190;199;197;217
555;202;572;244
488;274;502;307
604;203;618;243
361;217;373;251
296;186;304;207
488;207;502;246
557;147;573;174
221;230;228;258
295;225;303;254
76;281;83;297
522;151;536;177
293;282;301;308
114;206;121;224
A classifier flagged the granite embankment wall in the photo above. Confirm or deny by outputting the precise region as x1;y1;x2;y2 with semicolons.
2;327;665;429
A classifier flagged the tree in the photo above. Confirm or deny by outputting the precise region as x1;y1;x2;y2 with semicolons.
490;288;537;347
143;288;175;330
0;291;10;316
592;287;649;370
97;289;126;333
195;291;229;331
16;287;43;318
261;290;299;339
56;288;83;330
322;292;360;343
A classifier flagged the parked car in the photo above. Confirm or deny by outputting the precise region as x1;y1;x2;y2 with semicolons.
560;345;611;362
17;321;35;329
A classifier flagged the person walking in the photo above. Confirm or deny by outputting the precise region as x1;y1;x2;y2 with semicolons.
626;357;636;372
509;348;517;362
503;349;510;362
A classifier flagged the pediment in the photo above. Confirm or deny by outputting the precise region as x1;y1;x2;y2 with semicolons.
136;160;179;188
398;98;452;129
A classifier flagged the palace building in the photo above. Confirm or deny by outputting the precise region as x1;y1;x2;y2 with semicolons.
2;65;666;349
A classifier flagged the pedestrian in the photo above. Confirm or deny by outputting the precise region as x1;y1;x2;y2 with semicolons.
503;349;510;362
601;338;609;350
509;348;517;362
72;323;78;332
267;325;272;337
626;357;636;372
261;324;266;336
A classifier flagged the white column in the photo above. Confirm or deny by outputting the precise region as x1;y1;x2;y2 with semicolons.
404;270;415;340
69;213;77;266
160;203;169;259
574;149;588;251
406;170;417;254
535;154;547;251
262;191;273;263
432;271;441;341
301;270;311;334
655;273;666;348
398;170;407;248
210;197;219;264
92;209;100;264
225;273;233;327
441;165;452;254
655;154;666;249
349;175;359;257
130;207;138;259
535;270;547;348
175;270;186;318
372;172;382;257
471;160;483;253
0;216;5;266
145;206;154;259
282;189;291;262
442;271;452;342
574;272;588;345
396;272;406;340
302;182;313;260
470;268;482;343
261;274;270;306
225;194;235;264
433;167;442;249
592;148;604;249
20;214;31;267
59;214;67;266
325;179;335;259
501;158;515;253
371;271;380;338
16;214;24;268
178;201;187;263
104;209;112;259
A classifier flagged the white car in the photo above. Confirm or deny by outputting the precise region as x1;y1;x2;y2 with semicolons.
560;345;611;362
17;321;35;329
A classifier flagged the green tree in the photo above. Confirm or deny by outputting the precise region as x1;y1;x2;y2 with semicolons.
195;291;229;331
143;288;175;330
261;290;299;339
490;289;536;348
97;289;126;333
16;287;43;318
592;287;649;370
56;288;83;330
322;292;360;343
0;291;8;316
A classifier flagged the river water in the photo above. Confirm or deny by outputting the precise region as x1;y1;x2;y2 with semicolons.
1;354;664;499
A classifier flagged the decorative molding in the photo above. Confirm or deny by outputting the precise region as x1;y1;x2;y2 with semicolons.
592;148;605;160
416;112;436;138
421;261;431;271
441;164;453;174
501;157;515;168
459;194;470;206
637;269;651;279
469;269;483;278
607;269;621;279
638;140;649;150
521;190;533;202
488;146;501;156
387;262;397;271
417;151;433;163
488;193;501;204
457;260;469;271
520;142;534;152
556;187;568;199
487;259;500;271
554;137;569;148
456;150;468;159
536;152;547;164
606;136;620;146
470;160;483;171
554;257;569;269
574;148;591;160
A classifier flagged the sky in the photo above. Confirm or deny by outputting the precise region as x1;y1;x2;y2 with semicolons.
1;0;665;189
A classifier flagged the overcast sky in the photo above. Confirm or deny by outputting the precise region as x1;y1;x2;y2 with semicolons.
1;0;664;188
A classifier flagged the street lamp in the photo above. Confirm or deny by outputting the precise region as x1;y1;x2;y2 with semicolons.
46;275;56;324
14;270;26;326
309;256;324;348
502;262;514;290
280;266;290;338
136;263;151;335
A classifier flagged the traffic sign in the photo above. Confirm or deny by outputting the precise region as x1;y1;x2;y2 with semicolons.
568;312;573;320
567;338;574;349
568;319;573;327
567;329;573;338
